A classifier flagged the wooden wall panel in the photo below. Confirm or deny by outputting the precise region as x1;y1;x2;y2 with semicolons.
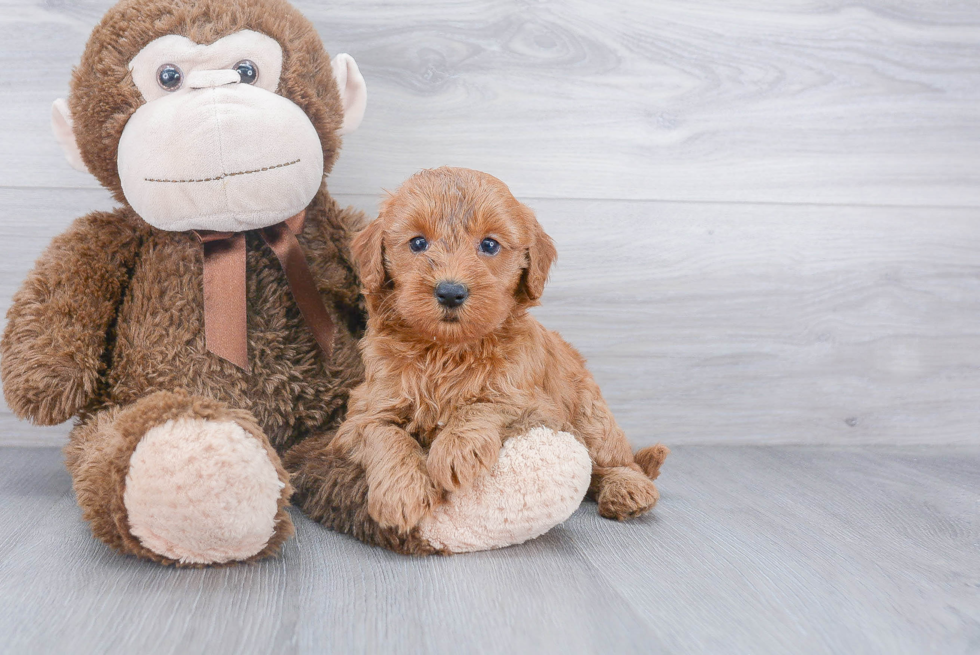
0;1;977;446
1;1;979;205
1;189;976;445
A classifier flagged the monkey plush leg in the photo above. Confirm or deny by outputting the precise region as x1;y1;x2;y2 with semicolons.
65;391;293;565
287;427;591;555
418;428;591;553
285;431;440;556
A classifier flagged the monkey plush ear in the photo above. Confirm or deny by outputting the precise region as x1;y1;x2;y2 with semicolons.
51;99;90;174
519;208;557;302
331;54;367;135
350;217;387;295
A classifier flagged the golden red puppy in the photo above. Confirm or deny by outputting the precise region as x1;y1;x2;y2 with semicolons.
339;166;668;535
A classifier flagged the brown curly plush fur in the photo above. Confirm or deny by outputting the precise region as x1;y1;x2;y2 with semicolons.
0;0;367;564
285;432;439;556
288;167;668;551
65;390;296;566
68;0;346;205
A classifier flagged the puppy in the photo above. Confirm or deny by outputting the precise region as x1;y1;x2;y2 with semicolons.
340;166;668;533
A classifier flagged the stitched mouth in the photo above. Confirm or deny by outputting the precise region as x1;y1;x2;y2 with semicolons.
144;158;301;184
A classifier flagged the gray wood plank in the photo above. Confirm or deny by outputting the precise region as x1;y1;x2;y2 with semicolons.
283;518;666;654
571;446;980;654
1;0;979;206
2;188;978;446
532;199;980;446
0;447;665;655
0;445;976;654
0;445;69;555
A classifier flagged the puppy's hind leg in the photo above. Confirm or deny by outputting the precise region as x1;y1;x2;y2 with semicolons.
574;382;667;521
635;443;670;480
590;465;661;521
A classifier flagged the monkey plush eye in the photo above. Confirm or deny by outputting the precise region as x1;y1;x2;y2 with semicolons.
479;238;501;255
234;60;259;84
409;236;428;253
156;64;183;91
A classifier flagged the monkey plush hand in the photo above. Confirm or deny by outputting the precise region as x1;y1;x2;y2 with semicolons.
0;0;372;566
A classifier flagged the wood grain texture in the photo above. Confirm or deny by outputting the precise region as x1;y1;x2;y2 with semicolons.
1;3;976;651
2;188;977;446
0;445;977;654
1;0;979;205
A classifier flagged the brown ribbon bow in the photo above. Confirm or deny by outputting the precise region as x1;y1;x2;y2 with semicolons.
193;211;335;372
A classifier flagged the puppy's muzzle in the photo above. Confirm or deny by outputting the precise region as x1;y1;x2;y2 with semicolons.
435;281;469;309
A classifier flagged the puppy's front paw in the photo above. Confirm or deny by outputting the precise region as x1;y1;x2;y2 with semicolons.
596;466;660;520
427;429;500;493
367;460;436;533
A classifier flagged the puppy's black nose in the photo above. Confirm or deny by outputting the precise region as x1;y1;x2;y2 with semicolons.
435;281;469;308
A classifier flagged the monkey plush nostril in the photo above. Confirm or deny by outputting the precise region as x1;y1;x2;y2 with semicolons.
435;281;469;309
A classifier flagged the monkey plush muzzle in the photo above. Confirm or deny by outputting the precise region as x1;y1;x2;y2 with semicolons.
118;80;325;232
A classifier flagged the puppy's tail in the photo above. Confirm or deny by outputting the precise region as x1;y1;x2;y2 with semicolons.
634;443;670;480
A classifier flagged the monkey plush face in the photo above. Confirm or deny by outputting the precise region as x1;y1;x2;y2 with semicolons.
52;0;366;232
117;31;326;231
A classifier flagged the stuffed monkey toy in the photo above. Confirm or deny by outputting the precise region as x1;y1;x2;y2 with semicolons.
1;0;595;564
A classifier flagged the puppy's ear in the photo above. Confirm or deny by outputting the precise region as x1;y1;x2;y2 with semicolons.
518;207;557;302
350;218;387;294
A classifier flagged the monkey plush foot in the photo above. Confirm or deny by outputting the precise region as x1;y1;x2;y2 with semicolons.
66;391;294;566
124;418;288;564
419;427;591;553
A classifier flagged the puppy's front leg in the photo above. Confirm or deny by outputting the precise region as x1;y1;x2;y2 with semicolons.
359;420;437;533
427;403;513;493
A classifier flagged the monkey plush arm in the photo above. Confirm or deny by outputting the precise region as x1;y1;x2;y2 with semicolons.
1;209;144;425
305;201;371;338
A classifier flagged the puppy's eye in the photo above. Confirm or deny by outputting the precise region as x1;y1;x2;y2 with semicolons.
409;236;429;253
234;60;259;85
479;238;501;255
156;64;183;91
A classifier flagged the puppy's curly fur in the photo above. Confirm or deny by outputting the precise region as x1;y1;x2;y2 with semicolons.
318;167;668;534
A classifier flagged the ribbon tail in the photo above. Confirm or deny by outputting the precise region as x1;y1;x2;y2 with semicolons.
261;219;336;359
197;231;250;371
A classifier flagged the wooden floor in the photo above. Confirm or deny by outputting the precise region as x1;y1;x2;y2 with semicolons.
1;1;978;653
0;445;976;654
